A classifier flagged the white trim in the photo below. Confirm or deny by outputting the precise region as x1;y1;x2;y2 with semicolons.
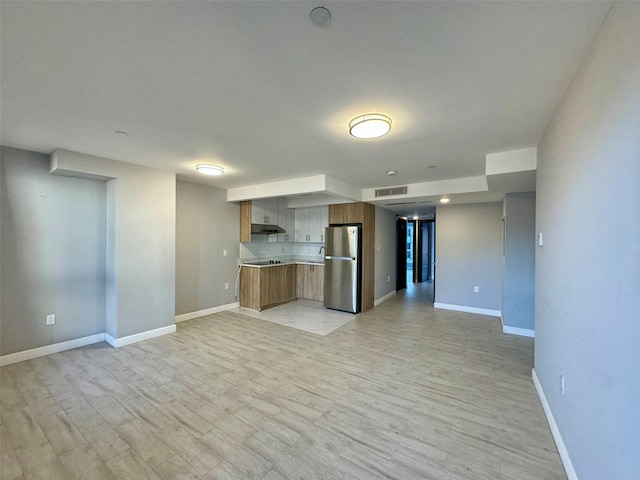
434;302;501;317
105;324;176;348
374;291;396;306
501;314;535;337
175;302;239;323
503;325;535;338
0;333;106;367
532;369;578;480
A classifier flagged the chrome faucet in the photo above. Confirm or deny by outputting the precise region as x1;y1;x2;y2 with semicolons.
319;245;325;255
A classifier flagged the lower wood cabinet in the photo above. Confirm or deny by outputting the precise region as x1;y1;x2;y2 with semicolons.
240;263;324;310
296;264;324;302
240;264;296;311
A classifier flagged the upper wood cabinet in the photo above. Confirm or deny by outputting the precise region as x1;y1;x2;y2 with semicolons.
329;203;365;225
240;201;251;243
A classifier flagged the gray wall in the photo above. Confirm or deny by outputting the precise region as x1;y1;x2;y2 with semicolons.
51;149;176;339
534;2;640;478
502;192;535;330
1;147;106;355
374;207;397;301
435;202;503;311
175;180;239;315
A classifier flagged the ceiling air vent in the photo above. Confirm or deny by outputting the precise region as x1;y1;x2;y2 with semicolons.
386;201;416;206
375;186;408;197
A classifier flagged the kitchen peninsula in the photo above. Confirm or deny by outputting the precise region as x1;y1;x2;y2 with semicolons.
239;261;324;311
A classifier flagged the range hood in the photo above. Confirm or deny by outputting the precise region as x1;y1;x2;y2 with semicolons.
251;223;286;235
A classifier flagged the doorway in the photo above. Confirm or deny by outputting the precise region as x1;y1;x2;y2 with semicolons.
417;220;435;282
396;218;407;291
407;220;415;282
397;217;435;300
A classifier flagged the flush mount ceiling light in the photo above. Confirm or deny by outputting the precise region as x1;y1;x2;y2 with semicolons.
386;170;397;176
349;113;392;139
413;215;419;220
196;164;224;176
440;196;450;204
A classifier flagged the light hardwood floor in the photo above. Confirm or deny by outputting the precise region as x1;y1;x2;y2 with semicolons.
0;283;565;480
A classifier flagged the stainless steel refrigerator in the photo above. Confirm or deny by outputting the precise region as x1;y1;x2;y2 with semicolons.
324;226;361;313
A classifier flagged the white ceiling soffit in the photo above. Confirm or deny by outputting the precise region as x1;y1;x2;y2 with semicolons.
1;2;611;211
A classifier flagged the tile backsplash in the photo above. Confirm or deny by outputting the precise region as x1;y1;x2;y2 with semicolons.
240;236;324;263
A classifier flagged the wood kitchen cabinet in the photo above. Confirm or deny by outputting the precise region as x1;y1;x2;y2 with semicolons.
296;264;324;301
328;202;375;312
240;264;296;310
240;201;251;243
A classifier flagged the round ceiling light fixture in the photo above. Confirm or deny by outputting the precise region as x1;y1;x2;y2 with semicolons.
440;196;450;204
349;113;392;139
386;170;397;176
196;164;224;176
413;215;419;220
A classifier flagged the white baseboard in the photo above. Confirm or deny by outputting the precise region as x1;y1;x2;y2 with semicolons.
532;369;578;480
175;302;239;323
105;324;176;348
503;325;535;337
434;302;501;317
0;333;106;367
374;291;396;306
501;315;535;337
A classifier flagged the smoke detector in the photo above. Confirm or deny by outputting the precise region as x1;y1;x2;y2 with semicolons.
310;7;331;26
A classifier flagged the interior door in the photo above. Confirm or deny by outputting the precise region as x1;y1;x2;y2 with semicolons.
396;218;407;291
416;220;433;282
426;221;434;281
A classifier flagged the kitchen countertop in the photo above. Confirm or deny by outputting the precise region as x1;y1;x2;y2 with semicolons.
241;260;324;268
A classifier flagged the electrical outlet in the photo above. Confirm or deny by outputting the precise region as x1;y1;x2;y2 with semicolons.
223;249;228;257
224;283;230;290
46;314;55;325
560;373;565;395
473;286;479;293
538;232;544;247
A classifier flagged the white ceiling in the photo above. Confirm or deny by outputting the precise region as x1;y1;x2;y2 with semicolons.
1;1;612;215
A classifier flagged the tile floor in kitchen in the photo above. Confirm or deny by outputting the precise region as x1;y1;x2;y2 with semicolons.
232;299;356;336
